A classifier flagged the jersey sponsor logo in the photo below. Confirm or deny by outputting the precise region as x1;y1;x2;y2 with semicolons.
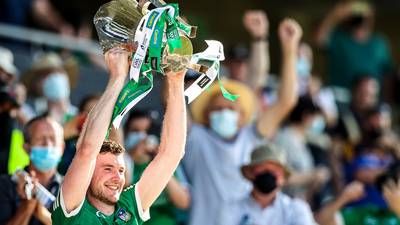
117;208;131;222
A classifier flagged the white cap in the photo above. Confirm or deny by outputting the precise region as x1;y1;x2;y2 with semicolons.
0;46;17;76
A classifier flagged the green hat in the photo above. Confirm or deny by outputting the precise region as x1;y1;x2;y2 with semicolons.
241;144;292;179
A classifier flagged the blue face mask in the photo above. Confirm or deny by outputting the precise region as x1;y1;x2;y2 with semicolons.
309;116;326;134
30;146;62;172
210;109;239;139
296;56;311;77
43;72;70;101
125;132;146;150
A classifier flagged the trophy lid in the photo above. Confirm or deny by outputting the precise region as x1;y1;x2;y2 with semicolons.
94;0;144;53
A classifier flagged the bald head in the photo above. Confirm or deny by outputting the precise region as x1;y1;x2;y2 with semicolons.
23;115;64;149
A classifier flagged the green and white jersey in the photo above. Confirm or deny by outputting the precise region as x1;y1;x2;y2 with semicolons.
51;185;150;225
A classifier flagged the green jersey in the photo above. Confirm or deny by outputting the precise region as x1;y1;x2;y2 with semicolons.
51;185;150;225
341;205;400;225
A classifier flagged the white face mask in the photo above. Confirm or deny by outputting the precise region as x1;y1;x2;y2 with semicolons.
296;56;311;77
308;115;326;134
124;131;146;150
43;72;70;101
209;109;239;139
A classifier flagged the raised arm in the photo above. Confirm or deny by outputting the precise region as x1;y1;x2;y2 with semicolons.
256;19;302;139
383;179;400;218
315;2;352;48
137;69;187;212
61;48;130;212
316;181;364;225
243;10;270;91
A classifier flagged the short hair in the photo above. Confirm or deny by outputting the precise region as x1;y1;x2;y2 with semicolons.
351;75;377;92
100;140;125;155
123;109;153;134
78;94;100;113
287;96;321;124
23;113;52;143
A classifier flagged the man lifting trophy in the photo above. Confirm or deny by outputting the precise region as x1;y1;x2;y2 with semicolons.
50;0;225;224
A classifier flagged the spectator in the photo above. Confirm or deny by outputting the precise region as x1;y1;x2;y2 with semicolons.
57;94;100;175
347;146;392;208
123;109;155;186
316;178;400;225
315;1;393;90
0;46;29;175
225;10;269;91
0;90;27;175
0;115;64;225
296;42;313;96
0;46;18;90
124;110;190;225
183;18;302;225
333;76;379;148
274;96;330;202
22;52;78;124
218;144;317;225
361;105;400;159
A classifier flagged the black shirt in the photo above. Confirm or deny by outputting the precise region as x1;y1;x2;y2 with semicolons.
0;169;62;225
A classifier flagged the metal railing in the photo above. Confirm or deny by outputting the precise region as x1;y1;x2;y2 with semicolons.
0;22;102;55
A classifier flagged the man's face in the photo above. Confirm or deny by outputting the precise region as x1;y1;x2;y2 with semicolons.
353;78;378;111
24;119;64;173
206;94;244;126
89;153;126;205
127;117;152;133
26;119;64;153
227;60;248;83
252;161;285;188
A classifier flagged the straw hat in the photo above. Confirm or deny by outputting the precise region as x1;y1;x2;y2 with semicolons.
21;53;78;96
190;79;256;125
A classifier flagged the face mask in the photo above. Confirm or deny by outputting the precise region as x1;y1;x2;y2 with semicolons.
125;132;146;150
366;128;383;141
43;72;70;101
30;146;61;172
210;109;239;139
253;171;277;194
309;115;326;134
296;56;311;77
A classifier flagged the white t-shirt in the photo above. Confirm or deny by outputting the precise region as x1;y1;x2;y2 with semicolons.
274;127;315;198
182;123;265;225
217;192;317;225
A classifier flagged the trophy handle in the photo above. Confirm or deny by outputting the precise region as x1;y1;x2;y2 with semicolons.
146;0;198;38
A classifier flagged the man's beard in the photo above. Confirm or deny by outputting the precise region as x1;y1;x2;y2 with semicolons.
88;187;118;206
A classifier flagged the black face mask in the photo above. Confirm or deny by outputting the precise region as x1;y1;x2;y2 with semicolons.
253;171;277;194
365;128;384;141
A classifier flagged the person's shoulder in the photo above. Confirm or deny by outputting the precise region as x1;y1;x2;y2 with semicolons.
190;123;207;134
0;174;14;189
0;174;15;196
277;192;311;211
277;193;316;224
369;32;390;45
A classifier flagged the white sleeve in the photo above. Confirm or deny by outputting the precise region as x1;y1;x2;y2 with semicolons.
134;185;151;221
58;188;84;218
